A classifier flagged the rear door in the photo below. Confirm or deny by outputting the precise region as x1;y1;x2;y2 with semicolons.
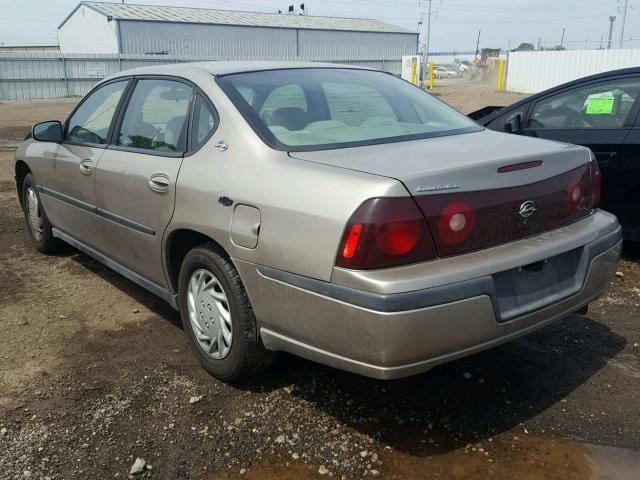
39;79;129;246
617;108;640;239
519;75;640;218
95;77;194;286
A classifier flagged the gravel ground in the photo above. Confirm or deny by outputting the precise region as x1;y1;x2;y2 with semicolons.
0;80;638;480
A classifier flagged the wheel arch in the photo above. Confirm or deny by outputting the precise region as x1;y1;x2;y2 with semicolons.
15;160;31;206
164;228;230;294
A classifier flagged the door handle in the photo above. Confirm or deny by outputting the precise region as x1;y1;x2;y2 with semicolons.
593;151;617;167
79;159;94;175
148;173;171;193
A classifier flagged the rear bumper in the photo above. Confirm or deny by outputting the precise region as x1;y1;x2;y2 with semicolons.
235;211;621;380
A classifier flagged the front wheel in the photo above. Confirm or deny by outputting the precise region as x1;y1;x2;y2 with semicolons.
178;244;275;381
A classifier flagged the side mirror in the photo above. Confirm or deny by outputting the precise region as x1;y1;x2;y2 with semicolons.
504;114;522;134
32;121;63;142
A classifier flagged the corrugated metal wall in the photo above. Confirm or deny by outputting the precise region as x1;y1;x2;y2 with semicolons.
117;20;416;60
298;30;415;59
506;49;640;93
0;53;403;100
118;21;298;57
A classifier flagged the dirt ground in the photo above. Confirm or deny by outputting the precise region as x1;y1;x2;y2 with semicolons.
0;80;639;480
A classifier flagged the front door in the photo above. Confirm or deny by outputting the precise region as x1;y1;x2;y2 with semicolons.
95;78;194;286
520;75;640;223
39;80;129;247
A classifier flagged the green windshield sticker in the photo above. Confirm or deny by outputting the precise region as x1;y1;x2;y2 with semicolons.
586;95;614;115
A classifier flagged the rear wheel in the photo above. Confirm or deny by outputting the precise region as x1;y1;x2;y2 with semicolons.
178;244;275;381
21;173;60;254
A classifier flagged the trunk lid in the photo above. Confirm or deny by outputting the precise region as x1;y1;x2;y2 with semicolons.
290;130;598;258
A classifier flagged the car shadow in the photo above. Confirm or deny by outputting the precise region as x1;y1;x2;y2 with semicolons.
622;241;640;261
65;247;625;456
67;250;181;328
235;315;625;456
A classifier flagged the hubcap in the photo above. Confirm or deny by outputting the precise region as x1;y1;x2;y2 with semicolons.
187;269;233;359
26;187;43;241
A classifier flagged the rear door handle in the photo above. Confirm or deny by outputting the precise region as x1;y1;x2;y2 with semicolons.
148;173;171;193
79;159;94;175
593;151;617;167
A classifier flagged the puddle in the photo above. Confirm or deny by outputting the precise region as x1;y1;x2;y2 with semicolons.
204;433;640;480
588;444;640;480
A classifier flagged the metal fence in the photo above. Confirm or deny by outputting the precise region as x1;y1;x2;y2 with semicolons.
0;52;402;100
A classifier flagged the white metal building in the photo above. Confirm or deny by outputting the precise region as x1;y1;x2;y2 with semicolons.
58;2;418;60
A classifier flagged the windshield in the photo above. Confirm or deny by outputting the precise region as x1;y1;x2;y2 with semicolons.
217;68;481;151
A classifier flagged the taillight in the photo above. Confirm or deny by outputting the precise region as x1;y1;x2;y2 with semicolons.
566;180;583;213
589;160;601;208
414;164;595;258
437;201;476;245
336;198;436;270
568;160;600;213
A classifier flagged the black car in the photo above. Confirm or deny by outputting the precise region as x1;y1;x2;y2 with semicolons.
470;67;640;241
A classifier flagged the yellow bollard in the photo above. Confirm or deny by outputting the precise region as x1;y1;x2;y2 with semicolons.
429;62;434;90
410;58;417;85
497;59;505;92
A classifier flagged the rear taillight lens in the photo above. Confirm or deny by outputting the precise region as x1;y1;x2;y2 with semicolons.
566;180;583;213
336;197;436;270
438;201;476;245
568;160;600;213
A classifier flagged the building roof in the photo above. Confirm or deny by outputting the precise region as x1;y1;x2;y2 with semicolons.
64;1;413;34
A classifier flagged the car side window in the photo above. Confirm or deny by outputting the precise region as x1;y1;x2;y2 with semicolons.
190;94;218;150
65;80;128;145
525;77;640;130
117;79;193;153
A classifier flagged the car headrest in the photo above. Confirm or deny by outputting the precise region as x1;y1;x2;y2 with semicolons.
269;107;308;131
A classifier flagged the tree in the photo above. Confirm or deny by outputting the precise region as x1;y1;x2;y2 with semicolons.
512;42;535;52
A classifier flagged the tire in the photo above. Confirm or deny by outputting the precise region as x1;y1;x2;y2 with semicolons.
178;243;275;381
21;173;61;254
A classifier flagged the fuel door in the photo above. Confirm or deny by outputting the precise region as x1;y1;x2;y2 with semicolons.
230;204;261;249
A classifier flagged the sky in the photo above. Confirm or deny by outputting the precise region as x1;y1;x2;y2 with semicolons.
0;0;637;52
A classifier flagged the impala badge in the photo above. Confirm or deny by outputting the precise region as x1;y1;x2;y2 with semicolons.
519;200;537;218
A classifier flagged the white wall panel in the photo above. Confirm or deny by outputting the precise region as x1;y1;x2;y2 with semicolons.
59;4;118;54
506;49;640;94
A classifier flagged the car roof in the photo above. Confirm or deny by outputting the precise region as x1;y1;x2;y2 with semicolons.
108;60;373;79
481;66;640;121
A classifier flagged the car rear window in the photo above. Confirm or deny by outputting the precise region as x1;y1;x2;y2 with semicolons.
217;68;481;151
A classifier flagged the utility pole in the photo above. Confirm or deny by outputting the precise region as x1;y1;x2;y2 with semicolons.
425;0;432;61
608;15;616;49
560;27;565;48
474;29;481;60
619;0;629;48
